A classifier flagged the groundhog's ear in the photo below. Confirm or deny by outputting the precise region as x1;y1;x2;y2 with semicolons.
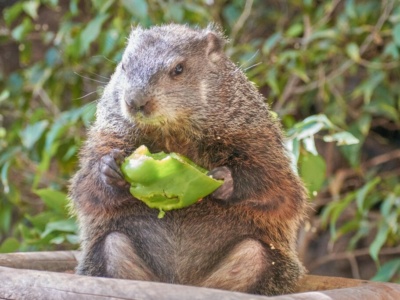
205;32;224;62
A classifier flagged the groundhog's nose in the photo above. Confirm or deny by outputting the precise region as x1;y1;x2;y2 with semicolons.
124;90;149;111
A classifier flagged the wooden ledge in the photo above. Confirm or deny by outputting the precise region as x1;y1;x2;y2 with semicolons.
0;251;399;299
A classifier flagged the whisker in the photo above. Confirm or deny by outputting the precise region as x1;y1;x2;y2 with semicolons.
86;71;111;80
74;90;100;100
245;49;260;65
74;72;108;84
234;49;260;73
91;55;118;64
243;62;262;72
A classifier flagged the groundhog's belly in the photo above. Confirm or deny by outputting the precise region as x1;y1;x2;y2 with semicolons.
114;200;257;284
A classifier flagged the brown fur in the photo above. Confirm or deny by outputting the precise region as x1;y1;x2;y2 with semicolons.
69;24;308;295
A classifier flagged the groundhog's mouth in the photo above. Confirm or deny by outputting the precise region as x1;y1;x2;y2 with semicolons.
123;107;166;127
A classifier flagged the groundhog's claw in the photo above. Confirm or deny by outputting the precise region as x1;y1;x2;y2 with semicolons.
208;166;234;201
100;149;129;189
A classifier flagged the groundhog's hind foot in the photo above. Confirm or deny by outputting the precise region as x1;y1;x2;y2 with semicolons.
103;232;159;281
199;239;267;293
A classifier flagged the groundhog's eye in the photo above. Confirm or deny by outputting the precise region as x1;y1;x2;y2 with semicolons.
172;63;184;76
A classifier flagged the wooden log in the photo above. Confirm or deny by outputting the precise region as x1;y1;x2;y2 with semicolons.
0;252;400;299
1;266;400;300
0;250;79;272
0;266;269;300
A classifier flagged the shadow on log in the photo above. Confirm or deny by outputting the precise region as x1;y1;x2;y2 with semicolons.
0;251;400;300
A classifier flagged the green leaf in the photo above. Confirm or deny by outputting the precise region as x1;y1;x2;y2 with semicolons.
357;114;372;136
337;219;360;237
380;194;395;219
121;0;148;19
290;67;310;83
22;1;40;19
345;0;357;19
69;0;78;15
20;120;49;150
0;127;5;139
370;222;389;262
393;23;400;47
299;153;326;196
50;236;65;244
0;90;10;103
288;114;335;140
45;47;61;66
285;138;300;168
346;43;360;62
308;29;337;42
222;5;241;27
365;101;399;122
384;42;400;59
340;121;371;167
303;0;313;8
265;68;280;95
165;3;184;22
99;0;115;13
348;221;369;250
322;192;355;239
66;234;79;244
0;202;12;232
26;65;53;91
371;259;400;282
3;2;24;26
34;189;69;214
353;71;385;104
356;178;381;214
302;136;318;156
286;23;303;37
262;32;282;55
25;211;59;231
1;160;11;194
0;238;20;253
81;103;97;127
80;14;109;55
41;219;78;238
100;29;119;57
323;131;359;146
11;18;33;41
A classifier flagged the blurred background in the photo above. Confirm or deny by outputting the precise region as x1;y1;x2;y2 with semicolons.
0;0;399;283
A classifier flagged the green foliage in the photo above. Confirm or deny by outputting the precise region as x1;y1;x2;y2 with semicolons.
1;0;399;282
286;114;358;196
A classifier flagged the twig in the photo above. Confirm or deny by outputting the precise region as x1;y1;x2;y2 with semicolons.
230;0;254;43
308;246;400;271
362;149;400;169
34;87;60;115
348;255;361;279
274;14;312;111
313;0;342;28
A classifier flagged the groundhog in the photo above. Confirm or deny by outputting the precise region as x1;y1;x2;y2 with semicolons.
69;24;308;296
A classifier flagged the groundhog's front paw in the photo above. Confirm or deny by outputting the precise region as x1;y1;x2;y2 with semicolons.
100;149;129;189
208;166;234;201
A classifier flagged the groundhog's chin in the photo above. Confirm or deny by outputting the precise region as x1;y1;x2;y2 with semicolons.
121;106;164;127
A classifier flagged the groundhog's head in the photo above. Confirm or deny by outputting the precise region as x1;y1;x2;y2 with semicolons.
115;24;228;133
